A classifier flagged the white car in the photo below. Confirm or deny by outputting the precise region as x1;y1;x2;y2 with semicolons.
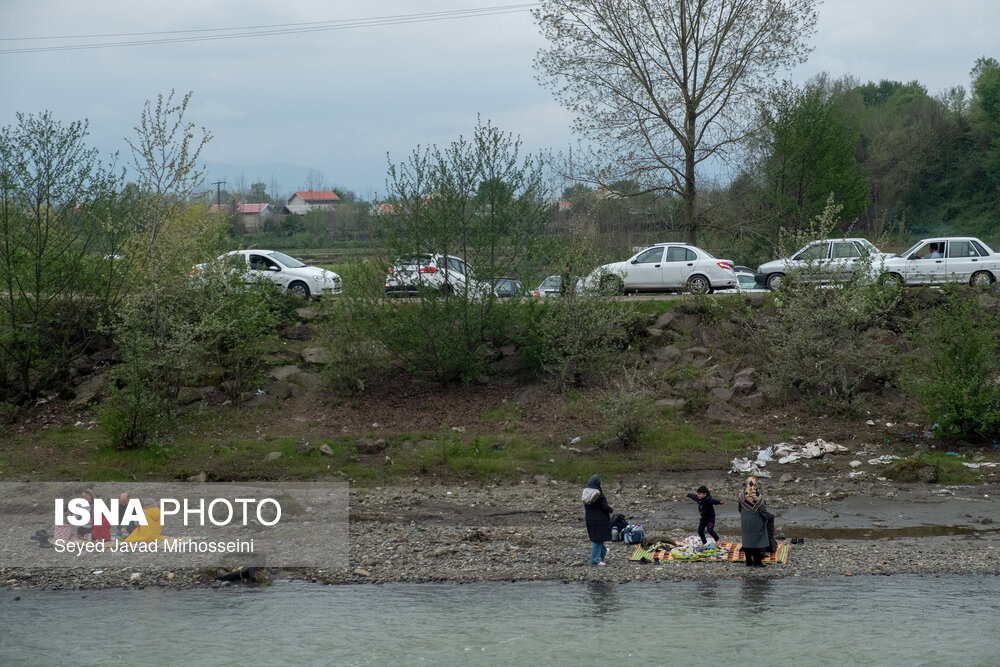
385;253;486;296
531;275;564;297
755;238;886;291
192;250;342;299
582;243;737;294
878;237;1000;286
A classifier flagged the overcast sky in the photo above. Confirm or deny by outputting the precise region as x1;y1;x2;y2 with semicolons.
2;1;999;198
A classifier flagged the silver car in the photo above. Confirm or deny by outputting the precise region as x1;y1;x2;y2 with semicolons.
879;237;1000;286
582;243;737;294
755;238;885;290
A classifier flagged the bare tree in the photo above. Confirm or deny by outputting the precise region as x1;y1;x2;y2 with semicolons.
534;0;818;245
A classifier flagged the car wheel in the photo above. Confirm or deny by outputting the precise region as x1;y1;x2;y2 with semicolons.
288;281;310;299
879;272;904;287
599;275;624;295
765;273;784;291
686;274;712;294
970;271;994;287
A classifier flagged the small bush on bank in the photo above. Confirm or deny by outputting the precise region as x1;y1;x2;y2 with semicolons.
904;286;1000;439
596;370;655;448
516;296;645;388
764;267;902;414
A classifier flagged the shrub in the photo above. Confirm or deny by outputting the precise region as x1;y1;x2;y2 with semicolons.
517;296;644;388
764;265;902;413
904;286;1000;439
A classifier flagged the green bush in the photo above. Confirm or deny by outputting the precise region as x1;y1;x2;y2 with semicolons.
904;286;1000;439
764;267;902;413
516;296;644;388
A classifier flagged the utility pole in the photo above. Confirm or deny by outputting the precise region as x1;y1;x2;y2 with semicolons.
212;180;225;208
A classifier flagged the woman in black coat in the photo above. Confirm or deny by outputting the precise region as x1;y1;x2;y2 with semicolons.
582;474;613;565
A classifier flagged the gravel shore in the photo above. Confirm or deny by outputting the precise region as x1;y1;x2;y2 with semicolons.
4;468;999;590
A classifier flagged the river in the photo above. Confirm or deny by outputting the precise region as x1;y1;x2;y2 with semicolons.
2;575;996;665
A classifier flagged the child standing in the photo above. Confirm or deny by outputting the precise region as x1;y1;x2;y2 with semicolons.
686;485;725;545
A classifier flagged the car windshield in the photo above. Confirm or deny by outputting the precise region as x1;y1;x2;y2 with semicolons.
857;239;880;256
268;251;306;268
898;242;927;258
397;255;434;267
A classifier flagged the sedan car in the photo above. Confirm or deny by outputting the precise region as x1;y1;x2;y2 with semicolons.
581;243;737;294
385;253;486;296
493;278;524;298
531;275;564;297
192;250;342;298
878;237;1000;286
755;238;886;290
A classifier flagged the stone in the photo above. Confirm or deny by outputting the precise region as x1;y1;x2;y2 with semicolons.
297;442;315;455
265;451;283;462
705;401;736;421
653;346;682;363
71;373;110;407
667;312;701;333
266;381;295;400
645;327;665;339
129;572;141;581
779;474;794;483
280;324;313;341
354;568;371;577
710;387;734;402
300;347;330;364
514;385;547;405
737;392;765;409
692;325;721;347
187;472;207;482
319;444;334;456
176;387;202;405
295;307;317;321
655;398;686;409
292;371;323;393
357;438;388;454
243;393;275;408
269;365;301;381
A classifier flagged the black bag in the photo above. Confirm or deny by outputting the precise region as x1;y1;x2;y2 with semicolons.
610;513;628;541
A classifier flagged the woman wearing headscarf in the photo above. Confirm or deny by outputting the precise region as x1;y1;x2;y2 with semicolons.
738;476;774;568
582;474;613;566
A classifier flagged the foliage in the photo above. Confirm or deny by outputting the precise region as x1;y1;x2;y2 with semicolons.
0;112;123;403
763;259;902;413
596;369;655;449
759;77;870;232
516;296;644;388
339;119;550;384
533;0;819;245
904;286;1000;439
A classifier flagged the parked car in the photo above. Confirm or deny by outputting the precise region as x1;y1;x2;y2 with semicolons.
385;253;485;296
755;238;886;290
531;275;564;297
878;237;1000;286
581;243;736;294
192;250;342;298
734;266;767;293
493;277;524;298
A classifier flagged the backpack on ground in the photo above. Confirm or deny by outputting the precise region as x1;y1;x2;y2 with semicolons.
622;523;645;545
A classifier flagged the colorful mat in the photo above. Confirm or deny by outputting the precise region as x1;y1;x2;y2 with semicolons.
629;541;789;564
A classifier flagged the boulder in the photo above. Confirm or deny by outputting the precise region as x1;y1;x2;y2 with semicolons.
705;400;736;421
736;392;765;409
709;387;734;402
653;345;682;363
266;381;296;400
667;312;701;333
280;324;313;341
319;444;335;456
176;387;202;405
264;451;283;462
243;393;276;408
692;325;721;347
269;365;301;382
655;398;686;410
292;371;323;393
300;347;330;365
295;307;317;321
357;438;388;454
71;373;110;407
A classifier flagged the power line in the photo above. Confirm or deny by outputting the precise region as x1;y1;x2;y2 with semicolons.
0;4;540;55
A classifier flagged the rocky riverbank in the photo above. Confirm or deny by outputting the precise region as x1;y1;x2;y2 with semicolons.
4;468;999;590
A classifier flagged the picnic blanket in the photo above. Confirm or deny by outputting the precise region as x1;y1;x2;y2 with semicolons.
629;541;789;564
